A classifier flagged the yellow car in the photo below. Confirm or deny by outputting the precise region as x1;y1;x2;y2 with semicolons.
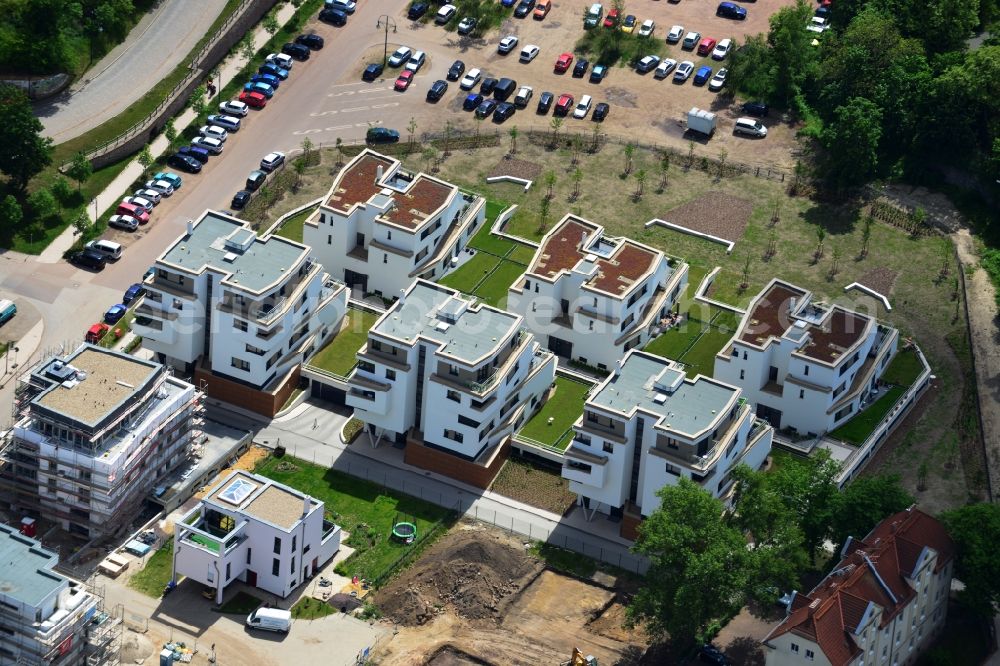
621;14;637;33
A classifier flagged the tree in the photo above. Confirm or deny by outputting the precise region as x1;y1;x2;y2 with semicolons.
335;137;345;166
238;35;256;63
634;169;646;199
164;119;177;144
550;116;563;148
658;153;670;190
628;479;750;649
27;188;57;223
422;145;438;173
443;120;455;156
725;34;775;102
51;177;73;209
572;167;583;199
137;146;154;178
623;143;635;175
717;149;728;180
766;0;818;106
0;84;53;192
67;152;93;192
190;85;208;116
0;195;22;231
508;126;519;155
860;216;873;258
941;503;1000;617
570;134;583;165
829;245;842;278
767;450;840;559
740;249;752;289
591;123;601;152
537;196;551;235
821;97;883;187
814;225;826;259
292;158;305;189
72;212;90;236
407;117;418;152
263;10;280;36
830;475;914;551
300;137;314;165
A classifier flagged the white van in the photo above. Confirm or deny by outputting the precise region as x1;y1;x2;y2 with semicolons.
734;117;768;138
86;239;123;260
435;4;457;24
246;607;292;634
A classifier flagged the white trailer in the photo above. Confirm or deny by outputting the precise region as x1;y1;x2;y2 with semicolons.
687;107;717;137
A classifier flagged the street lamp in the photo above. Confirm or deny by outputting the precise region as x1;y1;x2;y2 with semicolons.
376;15;397;68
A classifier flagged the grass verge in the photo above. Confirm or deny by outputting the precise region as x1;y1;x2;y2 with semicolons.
291;596;335;620
828;386;907;446
216;590;263;614
518;377;592;450
128;541;174;598
306;308;379;377
273;204;319;243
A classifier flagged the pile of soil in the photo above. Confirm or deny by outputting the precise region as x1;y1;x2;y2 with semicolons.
662;192;753;242
488;158;542;181
376;528;541;626
858;267;898;296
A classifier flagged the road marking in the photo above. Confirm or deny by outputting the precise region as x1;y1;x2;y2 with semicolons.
370;103;400;110
357;87;390;94
291;120;382;136
339;106;370;114
310;110;341;117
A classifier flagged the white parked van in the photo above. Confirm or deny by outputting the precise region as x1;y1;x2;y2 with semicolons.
85;239;123;260
435;4;457;24
246;607;292;634
734;117;768;138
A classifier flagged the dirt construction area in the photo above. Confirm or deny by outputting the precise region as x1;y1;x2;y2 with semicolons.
370;523;647;665
342;0;801;167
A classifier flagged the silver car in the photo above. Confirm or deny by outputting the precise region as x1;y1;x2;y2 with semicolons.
199;125;228;142
108;214;139;231
134;188;162;204
144;180;174;196
192;136;224;154
122;196;154;213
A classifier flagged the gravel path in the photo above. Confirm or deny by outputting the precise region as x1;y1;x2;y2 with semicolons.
35;0;228;143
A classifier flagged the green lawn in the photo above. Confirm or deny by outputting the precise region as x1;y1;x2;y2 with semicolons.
644;322;703;360
128;541;174;598
439;253;499;294
518;377;592;450
508;243;537;265
472;260;525;308
217;591;263;615
828;386;907;445
254;456;456;587
681;328;734;379
273;205;318;243
307;308;378;377
643;318;732;379
484;198;510;223
291;596;335;620
881;348;924;387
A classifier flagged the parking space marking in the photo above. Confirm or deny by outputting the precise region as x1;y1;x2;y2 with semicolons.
292;120;382;136
328;87;389;97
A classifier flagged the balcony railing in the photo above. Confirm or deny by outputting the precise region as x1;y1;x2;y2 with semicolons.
254;297;287;324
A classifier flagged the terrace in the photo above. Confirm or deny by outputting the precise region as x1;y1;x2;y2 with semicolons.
644;310;735;379
516;376;593;451
306;307;379;378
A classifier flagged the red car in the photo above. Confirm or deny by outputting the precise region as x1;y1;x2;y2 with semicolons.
238;91;267;108
85;322;109;344
394;70;414;91
555;52;574;73
697;37;718;56
603;8;619;27
116;202;150;225
555;93;574;116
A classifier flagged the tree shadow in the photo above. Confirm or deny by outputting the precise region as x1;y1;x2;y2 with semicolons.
725;636;766;666
799;199;865;236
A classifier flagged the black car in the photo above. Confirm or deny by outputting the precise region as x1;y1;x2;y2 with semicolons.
363;63;384;81
178;145;210;163
475;99;497;118
592;102;609;121
427;80;448;101
366;127;400;143
319;8;347;25
494;77;517;101
697;644;731;666
68;249;106;270
514;0;535;17
282;42;311;60
480;77;498;95
231;190;251;209
493;102;516;122
296;33;325;50
447;60;465;81
167;154;202;173
408;1;428;19
573;59;589;77
536;91;553;114
741;100;769;117
463;93;484;110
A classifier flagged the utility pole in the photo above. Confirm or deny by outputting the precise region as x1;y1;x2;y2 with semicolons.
376;15;397;68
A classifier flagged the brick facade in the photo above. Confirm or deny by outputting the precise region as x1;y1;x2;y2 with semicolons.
194;362;300;418
404;434;510;489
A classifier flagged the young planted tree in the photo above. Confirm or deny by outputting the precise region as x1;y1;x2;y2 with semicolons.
686;140;695;169
28;188;57;224
657;152;670;191
571;134;583;165
190;85;208;116
909;206;927;237
238;35;256;63
814;225;826;261
544;170;557;199
717;148;728;180
292;158;306;190
137;146;154;179
300;137;315;165
590;123;601;152
443;120;455;157
764;230;777;262
51;177;73;210
860;216;873;258
633;169;646;199
939;237;952;280
164;118;177;144
770;200;781;227
550;116;563;148
572;167;583;200
407;117;418;153
422;145;438;173
829;246;842;279
72;212;90;236
622;142;635;175
263;10;280;36
335;137;345;166
740;249;752;290
508;126;519;155
536;196;551;235
67;152;93;192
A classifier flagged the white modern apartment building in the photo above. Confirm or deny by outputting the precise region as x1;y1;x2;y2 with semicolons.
714;279;898;436
763;507;954;666
0;345;200;540
562;350;772;535
172;471;341;605
0;524;112;665
346;280;556;483
507;215;688;372
303;149;486;300
134;210;348;413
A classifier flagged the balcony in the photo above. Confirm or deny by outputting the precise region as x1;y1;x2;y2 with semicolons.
179;507;247;556
322;518;339;542
347;245;369;261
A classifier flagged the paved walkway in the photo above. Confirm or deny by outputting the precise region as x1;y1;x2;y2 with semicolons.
35;0;228;143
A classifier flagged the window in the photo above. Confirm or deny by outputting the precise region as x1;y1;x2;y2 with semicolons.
173;298;183;310
443;429;464;443
589;321;593;330
387;230;392;240
358;360;375;373
226;562;231;580
790;643;799;653
805;649;814;660
383;254;387;264
272;558;280;576
603;442;613;453
525;280;531;290
327;234;331;245
739;369;745;380
246;343;265;356
246;548;252;564
804;365;809;376
447;390;460;403
290;557;296;574
234;319;248;332
457;415;480;428
742;351;747;360
372;339;382;351
231;357;250;371
800;389;805;399
665;462;681;476
292;535;297;552
449;364;459;376
386;369;396;380
273;537;281;554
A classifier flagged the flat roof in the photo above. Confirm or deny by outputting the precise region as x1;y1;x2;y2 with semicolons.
0;525;65;609
326;152;396;213
207;471;312;531
33;346;161;428
529;216;662;297
372;280;520;365
382;175;453;230
160;211;308;293
590;351;737;436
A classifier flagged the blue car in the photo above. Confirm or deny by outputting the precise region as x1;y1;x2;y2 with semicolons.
463;93;484;111
589;64;608;82
501;0;516;6
104;304;128;325
259;63;289;80
693;65;713;86
250;73;280;89
152;171;182;189
243;81;275;98
123;283;145;305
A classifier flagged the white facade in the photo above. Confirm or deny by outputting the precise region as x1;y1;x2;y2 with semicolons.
714;279;898;436
304;149;487;300
562;350;773;521
2;345;199;540
507;215;688;371
134;210;348;390
173;471;341;605
347;280;556;462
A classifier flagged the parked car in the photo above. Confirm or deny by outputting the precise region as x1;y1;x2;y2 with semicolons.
366;127;400;143
463;92;484;110
108;214;139;231
638;19;655;37
734;117;768;137
86;240;122;260
405;51;426;72
168;154;202;174
593;102;609;121
363;63;384;81
243;81;275;98
388;46;412;67
498;36;519;54
806;16;829;32
712;38;733;60
555;93;574;115
533;0;551;19
318;8;347;25
741;100;769;117
144;179;174;196
408;2;429;19
603;8;619;27
673;61;695;82
697;38;718;56
259;62;289;80
394;70;415;91
260;152;286;172
514;85;533;108
589;63;608;82
492;102;516;122
447;60;465;81
178;144;210;164
654;58;677;79
153;172;182;189
326;0;355;13
708;68;727;91
231;190;252;209
238;91;267;108
555;52;574;73
494;78;517;101
219;100;249;116
69;249;106;270
246;170;267;191
266;53;294;69
199;125;228;142
207;114;241;132
573;94;593;119
666;24;684;43
697;644;731;665
620;14;637;33
426;80;448;101
693;65;713;85
573;58;590;77
250;73;280;90
459;68;482;89
481;77;499;95
514;0;535;18
537;91;553;113
520;45;540;63
281;42;311;60
296;33;325;50
104;304;128;325
435;4;457;24
133;188;161;204
191;136;223;154
457;16;477;34
682;31;701;49
716;1;747;19
635;55;660;73
475;98;498;118
123;283;145;305
122;196;154;213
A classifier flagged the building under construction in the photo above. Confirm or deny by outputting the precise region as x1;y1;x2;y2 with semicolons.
0;344;203;541
0;522;122;665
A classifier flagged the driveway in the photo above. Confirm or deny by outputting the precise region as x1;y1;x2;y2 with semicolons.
35;0;228;143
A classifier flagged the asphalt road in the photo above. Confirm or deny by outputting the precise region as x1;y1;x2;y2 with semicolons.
36;0;229;143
